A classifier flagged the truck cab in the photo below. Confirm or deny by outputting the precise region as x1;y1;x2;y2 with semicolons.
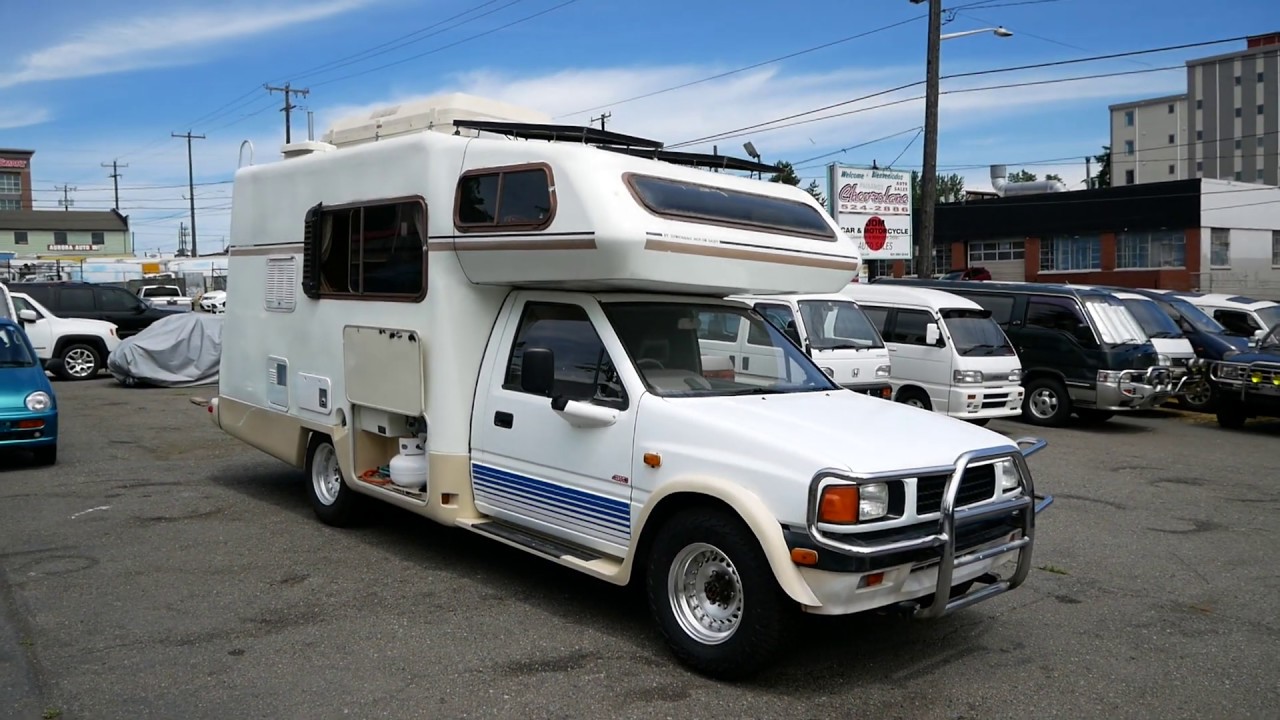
203;97;1052;680
722;293;893;399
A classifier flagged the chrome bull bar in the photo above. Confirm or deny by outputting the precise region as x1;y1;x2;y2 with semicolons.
804;437;1052;620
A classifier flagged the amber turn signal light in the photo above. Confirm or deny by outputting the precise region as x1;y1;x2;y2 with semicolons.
818;486;859;524
790;548;819;566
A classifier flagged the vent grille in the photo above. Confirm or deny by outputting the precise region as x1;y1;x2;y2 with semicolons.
915;464;997;515
265;257;297;312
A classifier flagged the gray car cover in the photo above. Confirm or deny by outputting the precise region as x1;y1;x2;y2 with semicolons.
108;312;222;387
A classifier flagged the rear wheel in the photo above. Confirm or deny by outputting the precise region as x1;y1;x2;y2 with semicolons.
896;387;933;411
1178;379;1214;413
56;343;101;381
306;434;361;526
645;509;791;680
1022;377;1071;427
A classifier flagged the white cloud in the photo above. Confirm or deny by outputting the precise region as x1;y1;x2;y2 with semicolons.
0;0;375;89
0;105;51;130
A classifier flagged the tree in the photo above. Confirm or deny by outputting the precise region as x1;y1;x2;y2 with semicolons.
1046;173;1063;182
1007;169;1038;183
770;161;826;205
1091;145;1111;188
910;171;966;204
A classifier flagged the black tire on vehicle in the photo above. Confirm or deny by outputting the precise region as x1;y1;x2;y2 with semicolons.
645;509;792;680
896;387;933;411
1075;409;1114;424
1177;379;1215;413
1215;400;1248;430
31;445;57;466
305;434;361;526
966;418;990;427
56;343;101;381
1021;377;1071;427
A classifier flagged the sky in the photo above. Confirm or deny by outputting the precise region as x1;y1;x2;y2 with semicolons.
0;0;1273;255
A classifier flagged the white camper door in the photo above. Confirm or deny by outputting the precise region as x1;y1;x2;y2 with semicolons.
471;299;637;558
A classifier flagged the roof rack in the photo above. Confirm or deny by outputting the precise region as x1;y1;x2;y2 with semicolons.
451;120;663;149
598;146;778;175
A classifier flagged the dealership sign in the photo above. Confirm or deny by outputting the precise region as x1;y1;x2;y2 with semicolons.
0;158;29;169
826;164;912;260
48;244;99;251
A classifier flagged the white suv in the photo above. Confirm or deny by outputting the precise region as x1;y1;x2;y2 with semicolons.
12;292;121;380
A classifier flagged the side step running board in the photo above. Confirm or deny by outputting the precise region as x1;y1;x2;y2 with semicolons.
469;520;604;563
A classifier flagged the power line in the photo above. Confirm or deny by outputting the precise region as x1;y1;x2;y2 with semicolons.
886;128;925;169
790;127;925;167
667;35;1255;150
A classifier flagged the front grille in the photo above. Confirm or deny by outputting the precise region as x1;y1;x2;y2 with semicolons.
981;394;1011;408
915;463;997;515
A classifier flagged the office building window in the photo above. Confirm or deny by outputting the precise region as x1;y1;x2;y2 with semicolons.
1167;103;1175;113
968;239;1024;263
1273;230;1280;267
1259;105;1266;115
1235;107;1242;118
1234;75;1241;86
1260;72;1267;83
1234;171;1243;181
1196;161;1203;172
0;199;19;211
1210;228;1230;268
1196;99;1203;109
1124;110;1134;126
91;231;105;245
0;172;20;193
13;231;28;245
1196;130;1203;141
1259;169;1267;182
1168;134;1176;144
1124;169;1135;184
1124;140;1135;155
1040;235;1102;272
1261;136;1268;148
1169;164;1176;175
53;231;67;244
1235;139;1243;150
1117;230;1186;269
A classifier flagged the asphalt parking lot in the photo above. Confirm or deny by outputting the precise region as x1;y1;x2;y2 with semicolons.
2;380;1278;720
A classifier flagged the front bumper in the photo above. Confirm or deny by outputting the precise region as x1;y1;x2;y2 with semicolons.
1210;360;1280;416
1093;366;1177;411
791;437;1052;618
0;409;58;449
947;383;1024;420
840;381;893;400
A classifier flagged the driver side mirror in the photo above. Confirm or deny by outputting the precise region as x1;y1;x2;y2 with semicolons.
925;323;943;347
1248;329;1264;349
18;309;38;324
520;347;556;396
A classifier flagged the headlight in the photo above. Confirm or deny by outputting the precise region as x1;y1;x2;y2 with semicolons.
1217;363;1245;380
1008;368;1022;383
875;364;891;378
1098;370;1124;383
25;391;52;412
817;482;890;524
1157;354;1171;366
995;459;1020;492
820;366;834;378
953;369;984;384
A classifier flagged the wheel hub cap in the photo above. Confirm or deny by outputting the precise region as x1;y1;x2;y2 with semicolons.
65;349;95;377
311;445;342;506
1030;388;1058;418
668;542;743;645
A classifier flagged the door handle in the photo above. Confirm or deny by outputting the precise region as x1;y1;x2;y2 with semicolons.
494;411;513;429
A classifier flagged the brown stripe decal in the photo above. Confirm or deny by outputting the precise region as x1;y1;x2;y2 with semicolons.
450;238;598;252
228;243;303;256
643;239;859;271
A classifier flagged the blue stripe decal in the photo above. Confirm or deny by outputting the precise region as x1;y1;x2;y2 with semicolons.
473;478;631;532
472;464;630;519
474;488;630;543
472;467;630;524
471;463;631;533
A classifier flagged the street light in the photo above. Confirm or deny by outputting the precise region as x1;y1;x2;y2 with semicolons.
912;0;1013;279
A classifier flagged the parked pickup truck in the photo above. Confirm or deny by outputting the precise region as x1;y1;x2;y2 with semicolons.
11;291;121;380
137;285;193;310
1208;323;1280;429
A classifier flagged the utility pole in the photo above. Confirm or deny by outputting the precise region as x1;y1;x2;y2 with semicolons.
265;82;310;143
101;160;128;211
913;0;943;279
55;184;77;210
172;131;205;258
590;112;611;130
177;222;189;257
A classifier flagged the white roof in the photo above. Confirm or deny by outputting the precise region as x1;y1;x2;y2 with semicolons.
1181;292;1280;310
839;282;982;311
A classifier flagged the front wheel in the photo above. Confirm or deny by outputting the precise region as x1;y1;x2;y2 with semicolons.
1178;379;1214;413
645;510;791;680
1215;399;1248;429
306;434;361;526
56;343;101;381
1022;377;1071;427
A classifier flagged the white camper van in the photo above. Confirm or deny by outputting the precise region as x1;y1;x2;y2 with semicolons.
840;284;1025;423
712;293;893;399
203;96;1052;680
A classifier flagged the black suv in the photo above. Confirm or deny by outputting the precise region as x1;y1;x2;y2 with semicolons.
15;281;185;338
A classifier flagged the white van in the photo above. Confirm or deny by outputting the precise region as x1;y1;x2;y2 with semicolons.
840;283;1024;423
200;97;1052;680
1172;292;1280;340
717;293;893;399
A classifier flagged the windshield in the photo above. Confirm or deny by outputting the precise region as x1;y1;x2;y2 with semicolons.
602;301;839;398
797;300;884;350
1081;297;1148;345
1257;306;1280;331
1261;324;1280;351
940;308;1016;356
1120;297;1183;339
1165;298;1224;334
0;325;36;367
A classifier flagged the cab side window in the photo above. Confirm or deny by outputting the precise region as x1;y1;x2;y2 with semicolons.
99;287;142;312
859;305;891;336
966;293;1016;327
887;308;935;345
1026;296;1087;333
1213;309;1259;336
503;302;626;409
752;304;798;345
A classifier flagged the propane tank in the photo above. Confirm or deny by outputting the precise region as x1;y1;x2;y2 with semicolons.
389;434;429;490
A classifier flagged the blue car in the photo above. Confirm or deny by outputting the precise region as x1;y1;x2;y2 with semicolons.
0;318;58;466
1209;322;1280;429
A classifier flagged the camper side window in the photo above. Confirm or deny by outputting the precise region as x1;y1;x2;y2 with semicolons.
455;165;555;232
308;198;426;300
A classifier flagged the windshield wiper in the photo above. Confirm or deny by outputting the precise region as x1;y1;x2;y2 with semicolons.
815;343;873;351
1149;331;1182;339
962;343;1007;356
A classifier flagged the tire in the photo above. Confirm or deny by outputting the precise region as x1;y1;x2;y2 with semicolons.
31;445;57;466
1021;377;1071;427
305;434;361;526
55;343;101;381
1215;400;1247;430
896;387;933;411
1177;379;1214;413
1075;409;1114;424
645;509;791;680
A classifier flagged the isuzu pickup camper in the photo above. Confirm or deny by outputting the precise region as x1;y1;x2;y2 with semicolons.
203;95;1053;679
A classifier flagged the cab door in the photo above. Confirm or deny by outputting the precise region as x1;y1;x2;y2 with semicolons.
11;296;54;359
470;296;638;558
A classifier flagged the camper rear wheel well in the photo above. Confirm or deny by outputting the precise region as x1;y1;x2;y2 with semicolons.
632;492;750;585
